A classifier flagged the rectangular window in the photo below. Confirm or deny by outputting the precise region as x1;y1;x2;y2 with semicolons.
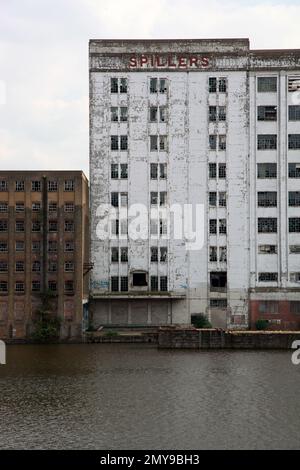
32;261;41;272
15;202;24;212
120;164;128;179
257;192;277;207
32;281;41;292
15;181;24;192
16;220;24;232
150;106;158;122
257;106;277;121
32;241;40;253
111;78;118;93
160;163;167;179
219;246;227;262
257;163;277;178
111;106;118;122
209;246;217;262
111;192;119;208
258;218;277;233
150;163;158;179
31;181;41;192
210;298;227;308
150;192;158;206
48;281;57;292
159;192;167;207
219;78;227;93
160;247;167;262
48;180;58;192
159;136;167;151
120;107;128;122
49;220;57;232
15;282;24;293
0;262;8;272
65;220;74;232
151;246;158;262
111;164;118;179
257;134;277;150
219;192;226;207
209;77;217;93
289;192;300;207
64;261;74;273
257;77;277;93
160;107;167;122
150;136;158;151
111;219;119;236
160;276;168;291
209;163;217;178
0;181;8;191
289;163;300;178
48;261;57;273
64;180;74;191
258;245;277;254
120;135;128;151
111;135;119;151
219;135;226;151
0;242;8;252
120;276;128;292
258;301;279;314
218;163;226;179
288;76;300;92
0;220;8;232
290;301;300;314
209;106;217;122
258;272;278;282
15;261;24;272
289;105;300;121
32;202;41;212
209;135;217;150
120;247;128;262
151;276;158;291
288;134;300;150
48;240;57;252
219;219;227;234
120;78;127;94
289;218;300;233
209;219;217;234
65;241;74;252
209;192;217;207
150;78;157;93
111;276;119;292
0;202;8;213
120;192;128;208
150;219;158;237
0;281;8;292
218;106;226;121
65;203;74;212
290;272;300;283
159;79;167;94
160;218;168;236
64;280;74;293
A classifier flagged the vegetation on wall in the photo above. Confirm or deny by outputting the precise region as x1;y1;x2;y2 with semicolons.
31;290;61;342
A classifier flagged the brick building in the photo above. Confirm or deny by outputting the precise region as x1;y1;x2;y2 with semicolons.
0;171;89;340
89;38;300;330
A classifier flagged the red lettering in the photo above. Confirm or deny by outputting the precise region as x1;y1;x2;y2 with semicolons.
201;56;209;67
178;56;187;68
140;55;148;67
156;55;166;67
189;56;198;67
129;56;137;67
167;55;176;67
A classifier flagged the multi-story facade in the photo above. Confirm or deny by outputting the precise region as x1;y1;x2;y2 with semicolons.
0;171;89;340
89;38;300;329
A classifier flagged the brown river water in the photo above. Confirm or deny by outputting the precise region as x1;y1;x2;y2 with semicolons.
0;344;300;449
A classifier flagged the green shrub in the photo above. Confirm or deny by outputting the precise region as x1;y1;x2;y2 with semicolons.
191;314;212;329
105;330;119;337
255;319;269;330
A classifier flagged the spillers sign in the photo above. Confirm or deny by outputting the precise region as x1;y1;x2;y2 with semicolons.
129;54;210;69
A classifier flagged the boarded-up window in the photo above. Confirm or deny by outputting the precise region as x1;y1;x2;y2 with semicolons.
64;300;74;321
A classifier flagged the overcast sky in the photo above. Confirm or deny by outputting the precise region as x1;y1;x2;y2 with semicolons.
1;0;300;176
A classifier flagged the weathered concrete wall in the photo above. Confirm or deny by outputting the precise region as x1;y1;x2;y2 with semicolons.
158;327;300;349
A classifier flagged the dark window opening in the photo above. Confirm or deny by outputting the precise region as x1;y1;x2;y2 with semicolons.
132;272;147;287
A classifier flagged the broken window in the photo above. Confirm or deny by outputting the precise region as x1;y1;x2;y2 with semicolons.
32;281;40;292
32;202;41;212
218;106;226;121
290;272;300;283
16;220;24;232
209;106;217;122
290;245;300;254
258;218;277;233
219;78;227;93
32;241;40;252
111;192;119;207
219;135;226;150
209;77;217;93
0;202;7;213
160;163;167;179
160;247;167;262
48;180;58;192
160;218;168;236
0;181;7;191
120;78;127;93
111;164;118;179
289;163;300;178
31;181;41;192
258;245;277;254
150;78;157;93
150;106;158;122
219;192;226;207
159;79;167;93
120;247;128;262
289;191;300;207
15;181;24;192
257;134;277;150
257;192;277;207
120;276;128;291
65;241;74;252
48;240;57;253
160;107;167;122
111;107;118;122
48;220;57;232
259;301;278;314
150;78;167;93
110;78;118;93
0;281;7;292
209;219;217;234
0;261;8;272
150;219;158;236
288;134;300;150
0;220;8;232
64;180;74;191
219;247;227;262
48;202;57;212
210;271;227;291
209;192;217;207
133;272;147;287
150;135;158;151
120;135;128;150
257;106;277;121
151;247;158;262
48;261;58;273
289;218;300;233
15;282;24;293
160;276;168;291
218;163;226;179
48;281;57;292
219;219;227;234
111;219;119;236
209;163;217;178
160;192;167;206
210;298;227;308
150;192;158;206
120;107;128;122
209;135;217;150
159;135;167;151
0;242;8;252
65;220;74;232
209;246;217;262
289;105;300;121
120;164;128;179
120;192;128;208
150;163;158;179
151;276;158;291
111;276;119;291
258;272;278;282
111;247;119;262
257;163;277;178
288;76;300;92
15;242;22;252
32;261;41;272
257;77;277;93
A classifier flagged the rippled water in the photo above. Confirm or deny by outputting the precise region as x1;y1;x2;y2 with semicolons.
0;344;300;449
